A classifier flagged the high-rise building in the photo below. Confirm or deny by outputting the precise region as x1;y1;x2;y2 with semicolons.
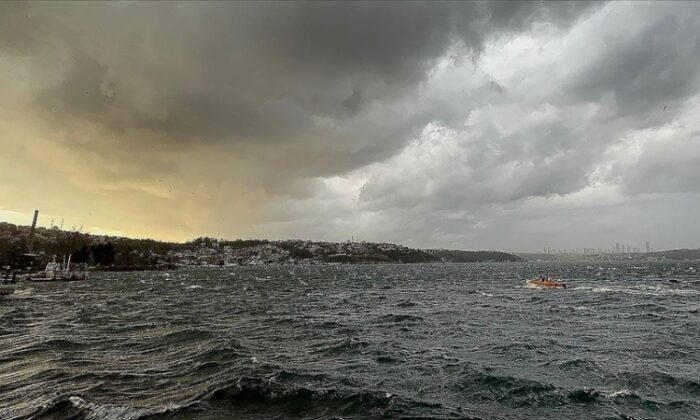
646;241;650;253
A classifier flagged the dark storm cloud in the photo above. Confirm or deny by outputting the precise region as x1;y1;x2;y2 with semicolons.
4;1;598;163
0;2;43;52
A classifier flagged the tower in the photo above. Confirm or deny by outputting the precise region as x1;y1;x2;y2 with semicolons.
27;210;39;254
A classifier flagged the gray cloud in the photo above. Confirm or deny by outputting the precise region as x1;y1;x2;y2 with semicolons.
565;2;700;122
7;2;598;153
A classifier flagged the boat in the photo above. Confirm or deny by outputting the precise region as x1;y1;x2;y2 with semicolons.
26;255;88;282
526;277;566;289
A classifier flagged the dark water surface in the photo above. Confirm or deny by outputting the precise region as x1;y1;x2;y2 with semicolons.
1;263;699;419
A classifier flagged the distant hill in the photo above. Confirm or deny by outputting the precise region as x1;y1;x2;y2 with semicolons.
0;221;522;268
426;249;523;263
650;248;700;261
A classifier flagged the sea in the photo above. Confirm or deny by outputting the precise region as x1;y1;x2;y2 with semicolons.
1;262;699;420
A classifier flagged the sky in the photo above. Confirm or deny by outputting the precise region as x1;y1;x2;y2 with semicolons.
2;1;700;252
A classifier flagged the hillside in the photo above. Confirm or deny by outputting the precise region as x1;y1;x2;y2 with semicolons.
426;249;523;263
0;222;522;269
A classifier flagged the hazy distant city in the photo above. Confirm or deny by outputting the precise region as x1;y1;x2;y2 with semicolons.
541;241;654;255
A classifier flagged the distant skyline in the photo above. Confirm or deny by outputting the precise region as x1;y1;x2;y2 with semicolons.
3;1;700;252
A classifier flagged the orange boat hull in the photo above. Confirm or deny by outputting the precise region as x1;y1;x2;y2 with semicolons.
526;279;566;289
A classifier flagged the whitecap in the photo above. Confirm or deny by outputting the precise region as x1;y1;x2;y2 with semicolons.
69;396;162;420
602;389;634;399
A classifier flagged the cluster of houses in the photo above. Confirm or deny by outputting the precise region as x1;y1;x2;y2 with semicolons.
165;239;418;267
168;243;291;266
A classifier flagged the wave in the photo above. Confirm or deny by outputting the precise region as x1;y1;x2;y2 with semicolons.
488;342;541;354
268;369;336;384
9;289;33;297
25;396;184;420
310;337;370;355
192;377;475;419
454;368;694;411
564;387;694;410
316;320;346;329
629;302;671;312
575;285;700;296
456;370;554;399
622;371;700;397
39;338;87;351
150;328;213;345
554;358;604;373
567;388;640;403
376;355;403;364
630;313;678;322
378;314;424;323
197;344;246;362
25;371;475;420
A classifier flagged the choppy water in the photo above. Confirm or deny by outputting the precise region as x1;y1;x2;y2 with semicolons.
1;262;699;419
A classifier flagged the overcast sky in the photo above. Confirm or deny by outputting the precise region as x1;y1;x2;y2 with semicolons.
2;1;700;252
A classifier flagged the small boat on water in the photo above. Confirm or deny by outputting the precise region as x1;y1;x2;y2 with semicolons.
526;277;566;289
26;255;88;282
